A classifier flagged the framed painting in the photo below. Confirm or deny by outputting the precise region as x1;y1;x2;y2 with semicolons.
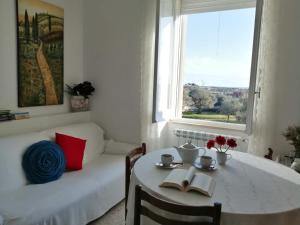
16;0;64;107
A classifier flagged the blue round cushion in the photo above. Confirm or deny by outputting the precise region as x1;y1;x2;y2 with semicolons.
22;140;66;184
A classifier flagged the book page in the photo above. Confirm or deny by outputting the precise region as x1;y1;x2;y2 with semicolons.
160;169;187;191
188;173;216;197
182;166;196;187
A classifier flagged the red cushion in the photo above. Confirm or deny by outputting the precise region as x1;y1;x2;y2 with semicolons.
55;133;87;171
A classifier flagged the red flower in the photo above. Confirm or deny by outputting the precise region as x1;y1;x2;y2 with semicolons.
227;138;237;148
207;140;215;149
215;136;226;146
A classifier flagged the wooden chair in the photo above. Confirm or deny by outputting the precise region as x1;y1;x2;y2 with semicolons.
134;185;221;225
125;143;146;217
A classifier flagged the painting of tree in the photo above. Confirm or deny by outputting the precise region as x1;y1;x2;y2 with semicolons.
16;0;64;107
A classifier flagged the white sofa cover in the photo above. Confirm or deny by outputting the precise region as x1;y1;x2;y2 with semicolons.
0;122;133;225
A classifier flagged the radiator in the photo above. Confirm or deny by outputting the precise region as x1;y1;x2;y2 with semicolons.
173;129;248;152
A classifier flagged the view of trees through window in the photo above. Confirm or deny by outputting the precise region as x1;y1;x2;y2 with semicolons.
181;8;256;124
183;84;248;123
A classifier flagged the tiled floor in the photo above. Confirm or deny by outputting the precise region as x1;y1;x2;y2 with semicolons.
89;201;125;225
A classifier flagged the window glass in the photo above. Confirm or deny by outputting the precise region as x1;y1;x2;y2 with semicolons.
181;8;256;124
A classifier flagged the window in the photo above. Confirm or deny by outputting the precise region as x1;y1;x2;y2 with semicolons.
181;8;256;125
153;0;263;132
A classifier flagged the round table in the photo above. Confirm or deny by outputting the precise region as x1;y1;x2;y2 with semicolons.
126;148;300;225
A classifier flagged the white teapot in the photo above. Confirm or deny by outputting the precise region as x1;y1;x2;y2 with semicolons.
174;140;206;164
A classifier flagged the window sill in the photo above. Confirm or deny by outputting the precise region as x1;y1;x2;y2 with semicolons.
169;118;246;132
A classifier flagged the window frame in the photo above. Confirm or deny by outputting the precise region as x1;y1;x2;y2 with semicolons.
172;0;263;133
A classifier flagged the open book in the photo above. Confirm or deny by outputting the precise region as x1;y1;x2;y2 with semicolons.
160;167;216;197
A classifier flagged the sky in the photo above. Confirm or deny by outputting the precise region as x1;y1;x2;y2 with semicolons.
183;8;256;88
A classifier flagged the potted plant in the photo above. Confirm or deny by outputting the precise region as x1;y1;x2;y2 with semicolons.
206;136;237;165
65;81;95;112
283;126;300;171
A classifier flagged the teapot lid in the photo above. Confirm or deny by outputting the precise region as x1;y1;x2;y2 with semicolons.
181;140;199;150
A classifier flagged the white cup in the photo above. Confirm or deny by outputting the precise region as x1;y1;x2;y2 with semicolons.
216;152;232;165
200;155;216;169
161;154;174;166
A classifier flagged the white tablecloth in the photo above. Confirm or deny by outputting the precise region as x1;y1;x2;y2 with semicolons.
126;148;300;225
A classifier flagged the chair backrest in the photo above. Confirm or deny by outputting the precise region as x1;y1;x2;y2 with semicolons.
125;143;146;217
134;185;221;225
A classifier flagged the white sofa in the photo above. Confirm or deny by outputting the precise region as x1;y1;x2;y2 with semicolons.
0;122;133;225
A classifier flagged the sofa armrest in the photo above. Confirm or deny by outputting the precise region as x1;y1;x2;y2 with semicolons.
104;139;138;155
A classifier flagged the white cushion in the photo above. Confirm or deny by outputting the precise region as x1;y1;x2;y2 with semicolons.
105;139;138;154
0;154;125;225
40;122;105;164
0;132;45;193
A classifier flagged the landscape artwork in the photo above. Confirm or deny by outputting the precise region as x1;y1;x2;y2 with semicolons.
16;0;64;107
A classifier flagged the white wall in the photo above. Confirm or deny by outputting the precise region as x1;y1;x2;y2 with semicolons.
248;0;300;157
0;0;84;116
83;0;142;144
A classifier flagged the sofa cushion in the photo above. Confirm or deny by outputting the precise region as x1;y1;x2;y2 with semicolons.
56;133;86;170
40;122;105;165
0;132;46;193
0;154;125;225
22;140;66;184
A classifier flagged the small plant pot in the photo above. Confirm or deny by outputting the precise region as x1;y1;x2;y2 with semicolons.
70;96;89;112
216;152;232;165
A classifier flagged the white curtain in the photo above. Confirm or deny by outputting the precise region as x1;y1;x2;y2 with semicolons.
153;0;176;122
152;0;182;123
140;0;181;151
139;0;169;151
248;0;300;158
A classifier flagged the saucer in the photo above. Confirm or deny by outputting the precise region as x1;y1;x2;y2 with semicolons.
193;162;217;171
155;162;182;169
